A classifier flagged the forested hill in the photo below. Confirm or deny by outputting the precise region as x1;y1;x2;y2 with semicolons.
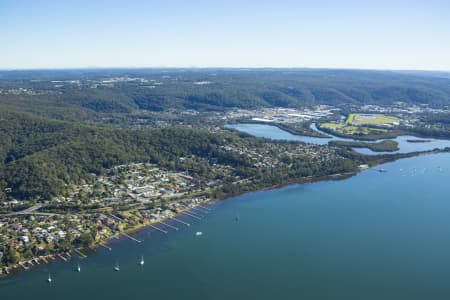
1;69;450;117
1;68;449;201
0;110;240;200
0;108;363;202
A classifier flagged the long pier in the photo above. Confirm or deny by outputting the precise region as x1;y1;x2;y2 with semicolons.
74;249;87;258
18;262;28;270
57;254;68;262
122;232;142;243
171;217;190;226
198;205;211;211
194;206;210;214
183;211;202;220
160;221;179;231
192;207;208;214
150;224;168;234
100;243;112;251
188;210;203;217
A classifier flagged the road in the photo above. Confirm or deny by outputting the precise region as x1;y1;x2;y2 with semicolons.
3;204;57;216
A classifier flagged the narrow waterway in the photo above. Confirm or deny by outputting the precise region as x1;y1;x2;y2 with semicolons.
225;123;450;154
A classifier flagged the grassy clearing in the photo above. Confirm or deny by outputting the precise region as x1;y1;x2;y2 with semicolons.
321;123;344;129
347;113;399;126
320;123;387;135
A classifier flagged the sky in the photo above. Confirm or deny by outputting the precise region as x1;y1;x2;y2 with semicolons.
1;0;450;70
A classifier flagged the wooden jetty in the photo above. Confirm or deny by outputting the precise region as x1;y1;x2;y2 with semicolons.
74;248;87;258
198;205;211;211
150;224;168;234
57;254;68;262
188;210;203;217
18;262;28;270
192;207;208;214
183;211;202;220
160;221;179;230
100;243;112;251
171;217;190;226
122;232;142;243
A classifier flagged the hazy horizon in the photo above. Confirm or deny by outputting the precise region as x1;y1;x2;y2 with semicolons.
1;67;450;74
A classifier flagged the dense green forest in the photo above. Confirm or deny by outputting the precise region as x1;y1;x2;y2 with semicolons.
0;107;366;202
0;110;230;200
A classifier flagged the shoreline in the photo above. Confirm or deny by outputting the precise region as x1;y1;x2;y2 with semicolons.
1;148;449;278
0;201;213;277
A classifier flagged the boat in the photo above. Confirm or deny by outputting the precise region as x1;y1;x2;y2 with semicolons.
76;263;81;272
139;256;144;266
195;231;203;236
114;262;120;271
47;273;52;283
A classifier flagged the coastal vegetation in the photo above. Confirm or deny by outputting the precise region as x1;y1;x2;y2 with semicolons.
406;139;432;143
329;140;400;152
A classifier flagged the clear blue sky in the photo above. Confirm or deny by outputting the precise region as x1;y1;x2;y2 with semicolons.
1;0;449;70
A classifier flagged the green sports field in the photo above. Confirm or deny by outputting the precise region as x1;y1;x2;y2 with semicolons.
346;113;399;126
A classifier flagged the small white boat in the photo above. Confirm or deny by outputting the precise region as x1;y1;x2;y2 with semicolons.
139;256;144;266
76;264;81;272
195;231;203;236
114;263;120;271
47;273;52;283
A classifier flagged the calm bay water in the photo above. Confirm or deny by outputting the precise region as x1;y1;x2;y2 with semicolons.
2;153;450;299
225;123;450;154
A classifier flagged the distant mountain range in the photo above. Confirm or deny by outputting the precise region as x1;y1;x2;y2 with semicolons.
1;69;449;117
